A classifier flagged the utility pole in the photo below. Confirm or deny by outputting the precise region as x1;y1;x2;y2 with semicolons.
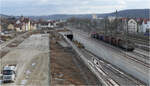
127;16;129;36
105;16;108;35
104;17;106;35
115;10;118;37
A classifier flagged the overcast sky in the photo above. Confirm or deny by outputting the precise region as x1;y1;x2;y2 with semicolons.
0;0;150;16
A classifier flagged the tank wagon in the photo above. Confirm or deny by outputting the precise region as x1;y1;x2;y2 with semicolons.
91;32;135;51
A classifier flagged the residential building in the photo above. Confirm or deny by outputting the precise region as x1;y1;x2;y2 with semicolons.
127;19;138;33
31;22;37;30
121;18;150;34
92;14;97;19
15;24;22;32
140;19;150;33
38;21;54;29
22;18;31;31
7;24;15;30
14;16;37;32
121;18;128;32
16;20;21;24
21;23;26;31
108;16;116;22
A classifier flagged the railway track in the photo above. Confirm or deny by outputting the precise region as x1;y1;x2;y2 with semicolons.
87;54;120;86
76;31;150;68
82;49;119;86
105;64;143;85
133;51;149;60
82;49;145;85
135;49;149;56
72;30;149;84
120;51;150;68
88;37;150;68
129;37;150;46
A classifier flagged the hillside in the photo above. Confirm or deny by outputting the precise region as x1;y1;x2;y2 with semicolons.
0;14;13;19
97;9;150;18
1;9;149;20
30;9;149;20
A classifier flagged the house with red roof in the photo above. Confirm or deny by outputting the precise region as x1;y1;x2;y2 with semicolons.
140;19;150;33
121;18;150;34
15;16;37;32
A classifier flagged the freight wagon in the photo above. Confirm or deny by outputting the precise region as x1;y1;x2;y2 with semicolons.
91;32;135;51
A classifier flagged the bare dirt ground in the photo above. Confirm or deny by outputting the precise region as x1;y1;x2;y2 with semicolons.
1;30;101;86
0;34;50;86
0;31;32;59
50;36;101;86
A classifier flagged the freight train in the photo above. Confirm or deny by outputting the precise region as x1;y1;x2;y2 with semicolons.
91;32;135;51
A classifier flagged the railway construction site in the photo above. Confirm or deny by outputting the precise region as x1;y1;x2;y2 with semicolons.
0;28;149;86
0;30;101;86
50;31;100;85
0;31;50;86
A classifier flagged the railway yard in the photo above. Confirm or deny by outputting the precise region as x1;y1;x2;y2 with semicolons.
68;28;149;85
0;27;150;86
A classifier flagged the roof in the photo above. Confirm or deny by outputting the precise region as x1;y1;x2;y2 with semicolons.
121;18;150;25
121;18;127;21
3;66;16;71
15;23;23;28
143;19;150;24
39;21;50;25
23;18;30;23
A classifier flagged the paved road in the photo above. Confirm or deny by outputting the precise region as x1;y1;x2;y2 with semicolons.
0;34;50;86
69;28;149;85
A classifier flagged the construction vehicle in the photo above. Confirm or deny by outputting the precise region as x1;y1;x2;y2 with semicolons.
2;64;18;83
74;40;84;48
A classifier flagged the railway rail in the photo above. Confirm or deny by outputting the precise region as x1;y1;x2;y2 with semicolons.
83;36;150;68
89;37;150;68
134;49;149;56
70;29;149;84
82;49;145;85
121;51;150;68
133;51;149;60
128;37;150;46
87;55;121;86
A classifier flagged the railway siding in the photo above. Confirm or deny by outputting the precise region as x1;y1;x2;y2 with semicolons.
72;29;149;85
59;31;145;85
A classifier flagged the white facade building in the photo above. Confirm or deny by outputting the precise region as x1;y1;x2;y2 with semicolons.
92;14;97;19
127;19;138;33
108;16;116;22
140;20;150;33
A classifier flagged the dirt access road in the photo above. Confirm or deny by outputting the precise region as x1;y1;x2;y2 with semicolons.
0;34;50;86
